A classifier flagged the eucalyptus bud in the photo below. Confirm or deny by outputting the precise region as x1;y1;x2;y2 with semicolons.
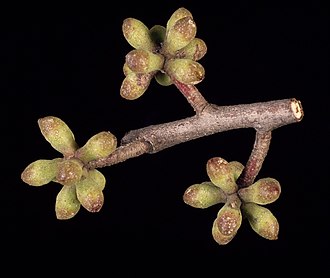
164;16;197;54
242;202;279;240
149;25;166;45
176;38;207;61
89;169;106;191
228;161;244;180
183;181;227;209
123;62;133;76
55;158;83;186
238;178;281;205
206;157;242;194
125;49;164;74
212;194;242;245
165;58;204;85
76;169;105;212
122;18;155;50
154;71;173;86
166;7;193;33
38;116;78;157
120;72;153;100
76;131;117;164
55;184;80;220
21;158;60;186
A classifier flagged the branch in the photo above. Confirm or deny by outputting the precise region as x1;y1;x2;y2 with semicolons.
172;79;208;114
86;98;303;169
236;131;272;187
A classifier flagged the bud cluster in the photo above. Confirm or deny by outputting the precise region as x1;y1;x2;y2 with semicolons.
21;116;117;219
183;156;281;244
120;7;207;100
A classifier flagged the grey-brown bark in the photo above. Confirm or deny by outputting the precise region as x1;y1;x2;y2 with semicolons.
86;98;303;171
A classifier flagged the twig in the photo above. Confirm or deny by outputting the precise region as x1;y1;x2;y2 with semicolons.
236;131;272;187
86;98;303;169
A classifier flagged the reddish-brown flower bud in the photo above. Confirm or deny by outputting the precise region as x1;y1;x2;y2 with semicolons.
176;38;207;61
38;116;78;157
183;181;227;209
120;72;153;100
76;169;105;213
55;184;80;220
238;178;281;205
125;49;164;74
212;194;242;245
55;158;83;186
76;131;117;164
242;202;279;240
165;58;204;85
122;18;155;50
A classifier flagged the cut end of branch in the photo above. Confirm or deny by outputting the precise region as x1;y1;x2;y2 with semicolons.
290;98;304;121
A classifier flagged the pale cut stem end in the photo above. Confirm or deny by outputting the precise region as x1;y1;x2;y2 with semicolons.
290;98;304;121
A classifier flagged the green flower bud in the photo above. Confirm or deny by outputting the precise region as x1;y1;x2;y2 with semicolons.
120;72;153;100
206;157;241;194
212;194;242;245
21;158;60;186
76;131;117;164
88;169;106;191
228;161;244;180
165;58;204;85
166;7;193;33
55;184;80;220
183;181;227;209
149;25;166;45
164;16;197;54
76;169;105;212
123;62;133;76
122;18;155;50
238;178;281;205
125;49;164;74
154;71;173;86
176;38;207;61
55;158;83;186
38;116;78;157
242;202;279;240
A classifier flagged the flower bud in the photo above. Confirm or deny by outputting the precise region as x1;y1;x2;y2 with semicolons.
21;158;60;186
212;194;242;245
154;72;172;86
89;169;106;191
120;72;153;100
55;158;83;186
183;181;227;209
228;161;244;180
166;7;193;33
55;184;80;220
122;18;155;50
149;25;166;45
76;131;117;163
176;38;207;61
164;16;197;54
165;58;204;85
76;169;105;212
206;157;241;194
125;49;164;74
238;178;281;205
242;202;279;240
38;116;78;157
123;62;133;76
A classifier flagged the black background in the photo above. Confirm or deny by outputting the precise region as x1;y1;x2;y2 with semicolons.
2;1;328;270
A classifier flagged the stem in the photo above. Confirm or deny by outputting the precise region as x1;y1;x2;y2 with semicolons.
236;131;272;187
86;98;303;169
86;141;151;169
172;79;208;114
